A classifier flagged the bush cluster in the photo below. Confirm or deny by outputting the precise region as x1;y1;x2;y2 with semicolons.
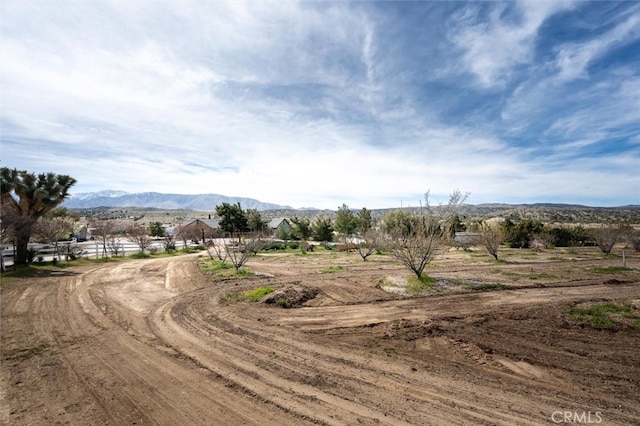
261;241;300;251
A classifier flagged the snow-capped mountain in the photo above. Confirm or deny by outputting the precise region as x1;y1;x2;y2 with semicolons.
64;191;291;211
68;190;130;201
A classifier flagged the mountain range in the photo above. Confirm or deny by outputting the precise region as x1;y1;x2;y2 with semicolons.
64;191;292;211
63;190;640;223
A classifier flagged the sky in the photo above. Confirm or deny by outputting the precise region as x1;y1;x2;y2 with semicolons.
1;1;639;210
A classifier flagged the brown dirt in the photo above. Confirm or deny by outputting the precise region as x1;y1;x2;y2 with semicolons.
1;247;639;425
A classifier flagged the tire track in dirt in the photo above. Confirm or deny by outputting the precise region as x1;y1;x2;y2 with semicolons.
3;251;639;425
1;258;308;425
148;278;631;424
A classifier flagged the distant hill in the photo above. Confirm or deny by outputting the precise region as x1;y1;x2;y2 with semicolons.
64;191;292;211
261;203;640;224
64;191;640;223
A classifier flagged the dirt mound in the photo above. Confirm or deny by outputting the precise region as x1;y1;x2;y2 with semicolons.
261;286;319;307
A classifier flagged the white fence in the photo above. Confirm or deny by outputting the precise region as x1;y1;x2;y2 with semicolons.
1;238;192;268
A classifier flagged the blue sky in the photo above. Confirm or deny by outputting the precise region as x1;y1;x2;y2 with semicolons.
1;1;639;209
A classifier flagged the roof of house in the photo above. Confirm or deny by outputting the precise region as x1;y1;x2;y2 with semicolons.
182;218;219;228
268;218;290;228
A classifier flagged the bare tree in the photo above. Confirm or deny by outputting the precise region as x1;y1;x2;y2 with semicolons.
106;235;124;256
206;238;228;263
589;224;631;254
225;235;264;273
91;219;115;258
628;229;640;252
351;228;385;261
163;233;176;252
175;224;201;249
126;224;152;256
477;220;505;261
387;190;468;279
33;216;76;262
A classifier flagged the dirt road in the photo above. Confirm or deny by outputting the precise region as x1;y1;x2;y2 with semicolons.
2;248;639;425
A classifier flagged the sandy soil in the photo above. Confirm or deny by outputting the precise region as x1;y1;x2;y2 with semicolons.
1;247;639;425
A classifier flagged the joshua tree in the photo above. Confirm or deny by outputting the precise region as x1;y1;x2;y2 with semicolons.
1;168;76;264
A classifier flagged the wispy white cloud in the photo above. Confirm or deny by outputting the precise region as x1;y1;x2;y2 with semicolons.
451;0;575;88
1;1;638;208
555;12;640;81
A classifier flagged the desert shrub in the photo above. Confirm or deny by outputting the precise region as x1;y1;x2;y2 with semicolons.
221;291;241;304
545;226;588;247
261;241;286;251
287;241;299;250
503;219;543;248
199;259;233;273
243;286;274;302
406;275;437;293
277;297;291;308
320;265;344;273
569;303;640;330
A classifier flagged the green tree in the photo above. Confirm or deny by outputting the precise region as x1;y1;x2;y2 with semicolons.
544;226;587;247
355;208;373;234
312;218;334;242
334;204;356;242
246;209;268;233
382;209;414;238
447;214;466;238
503;219;544;248
1;168;76;264
277;226;292;241
291;217;312;240
150;221;165;237
215;202;248;241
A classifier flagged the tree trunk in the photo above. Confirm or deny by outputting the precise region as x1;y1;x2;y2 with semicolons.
15;232;31;265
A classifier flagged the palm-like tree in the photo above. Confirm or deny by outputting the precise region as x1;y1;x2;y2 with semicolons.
1;168;77;264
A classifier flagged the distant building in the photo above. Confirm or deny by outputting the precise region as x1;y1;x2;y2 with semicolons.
179;218;221;242
268;218;292;237
75;225;91;241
